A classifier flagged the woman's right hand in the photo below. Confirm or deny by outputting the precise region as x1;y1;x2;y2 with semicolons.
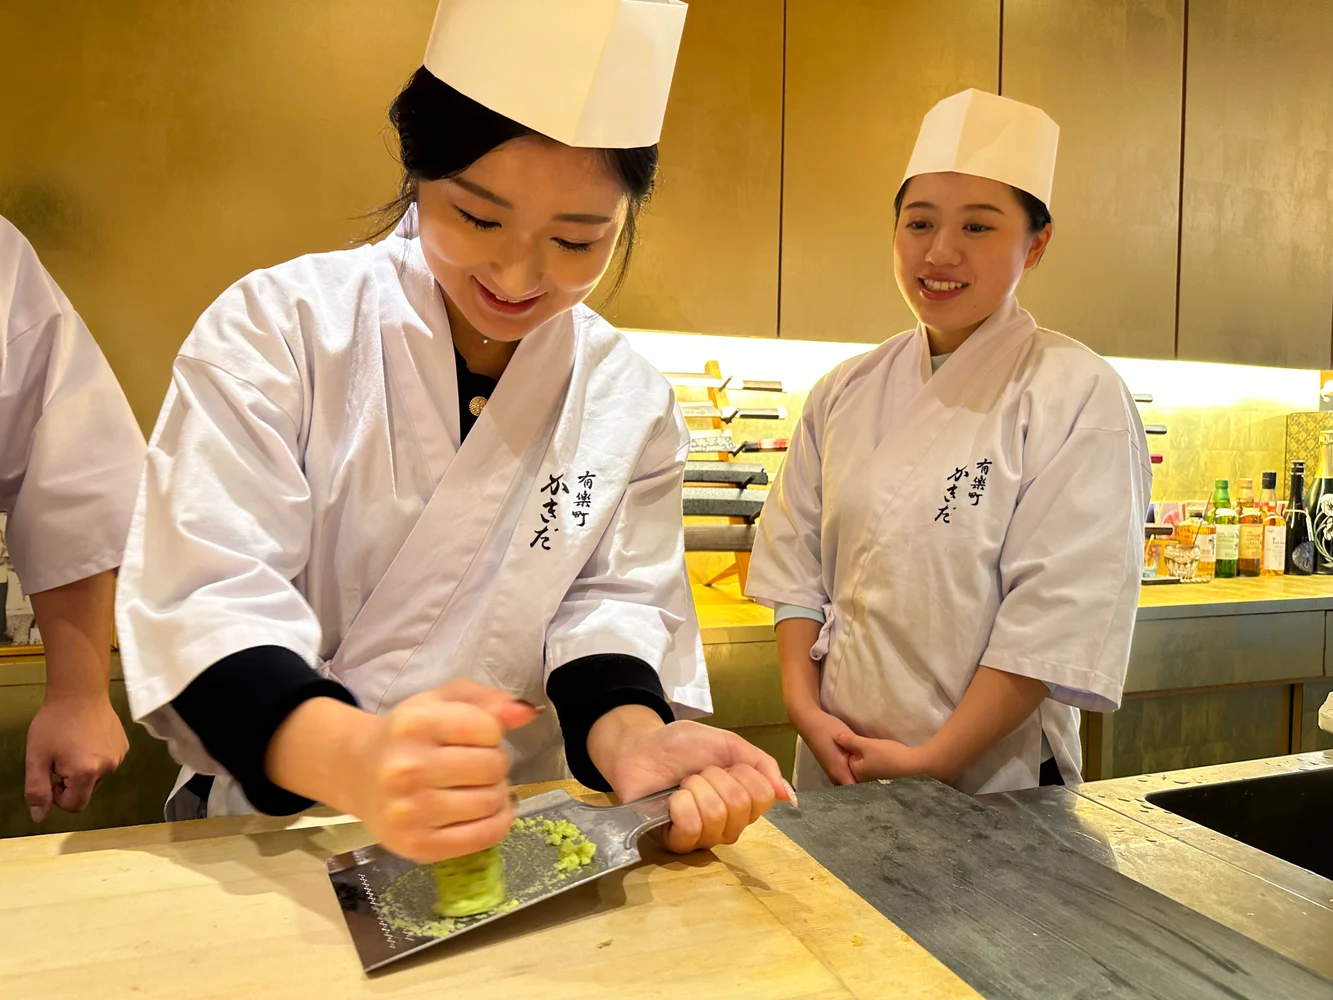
792;706;857;785
343;680;538;864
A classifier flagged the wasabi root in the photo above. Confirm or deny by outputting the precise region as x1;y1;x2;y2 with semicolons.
432;845;506;918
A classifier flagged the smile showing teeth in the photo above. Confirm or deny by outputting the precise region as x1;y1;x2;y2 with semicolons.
920;278;967;292
475;278;541;311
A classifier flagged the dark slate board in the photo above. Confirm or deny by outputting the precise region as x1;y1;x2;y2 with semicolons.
683;461;770;487
766;778;1333;1000
681;487;768;520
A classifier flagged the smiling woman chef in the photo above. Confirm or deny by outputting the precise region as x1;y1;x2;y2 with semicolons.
748;91;1152;794
117;0;791;863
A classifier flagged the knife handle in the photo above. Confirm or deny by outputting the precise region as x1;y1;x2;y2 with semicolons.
738;438;790;453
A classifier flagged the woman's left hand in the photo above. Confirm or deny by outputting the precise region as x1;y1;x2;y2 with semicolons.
832;730;927;783
606;718;795;854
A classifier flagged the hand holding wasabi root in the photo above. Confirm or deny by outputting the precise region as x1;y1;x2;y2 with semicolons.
267;679;539;865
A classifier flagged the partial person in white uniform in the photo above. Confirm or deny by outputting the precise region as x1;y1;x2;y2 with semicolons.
118;0;792;863
1;215;146;820
747;90;1152;795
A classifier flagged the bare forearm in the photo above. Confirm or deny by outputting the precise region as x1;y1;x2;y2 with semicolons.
922;665;1049;783
266;697;376;815
30;570;115;699
775;617;823;725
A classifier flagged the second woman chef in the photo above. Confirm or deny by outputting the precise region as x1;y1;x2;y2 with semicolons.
748;90;1151;795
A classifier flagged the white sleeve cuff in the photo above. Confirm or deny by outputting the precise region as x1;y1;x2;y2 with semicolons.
773;601;827;625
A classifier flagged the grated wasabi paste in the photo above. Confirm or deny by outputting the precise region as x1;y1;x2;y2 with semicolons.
555;837;597;872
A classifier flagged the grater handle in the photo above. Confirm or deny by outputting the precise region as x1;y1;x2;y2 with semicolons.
621;786;680;844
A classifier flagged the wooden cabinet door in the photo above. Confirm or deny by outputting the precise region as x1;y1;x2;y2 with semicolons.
1002;0;1184;360
780;0;1000;343
602;0;784;338
1177;1;1333;368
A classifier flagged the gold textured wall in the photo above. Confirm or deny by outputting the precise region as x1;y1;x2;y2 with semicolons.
1141;403;1291;502
0;1;438;432
1;1;784;431
1285;412;1333;487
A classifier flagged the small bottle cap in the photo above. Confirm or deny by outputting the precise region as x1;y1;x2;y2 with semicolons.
1262;471;1277;489
1293;461;1307;473
1215;478;1229;488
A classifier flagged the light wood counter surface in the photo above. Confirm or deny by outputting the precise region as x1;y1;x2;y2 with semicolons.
696;574;1333;641
0;781;978;1000
1136;574;1333;619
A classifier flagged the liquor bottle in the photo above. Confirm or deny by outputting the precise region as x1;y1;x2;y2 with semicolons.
1308;429;1333;574
1235;478;1262;577
1208;480;1239;579
1260;470;1286;577
1286;461;1315;576
1185;502;1216;582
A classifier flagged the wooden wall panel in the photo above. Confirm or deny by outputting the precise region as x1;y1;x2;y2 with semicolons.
1002;0;1184;359
781;0;1000;342
603;0;784;338
1177;0;1333;367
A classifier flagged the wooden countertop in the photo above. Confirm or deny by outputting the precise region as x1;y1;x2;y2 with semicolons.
1136;573;1333;619
0;781;977;1000
695;574;1333;642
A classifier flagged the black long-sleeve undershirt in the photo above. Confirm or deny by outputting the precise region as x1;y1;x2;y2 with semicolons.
172;647;673;814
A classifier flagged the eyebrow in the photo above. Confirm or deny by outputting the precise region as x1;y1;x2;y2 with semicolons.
450;177;613;224
904;200;1006;214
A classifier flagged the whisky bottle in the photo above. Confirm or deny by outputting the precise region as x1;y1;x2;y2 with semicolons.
1236;477;1262;577
1260;471;1286;577
1208;480;1239;579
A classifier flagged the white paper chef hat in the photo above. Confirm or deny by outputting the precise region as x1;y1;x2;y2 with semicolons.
902;89;1059;207
423;0;688;149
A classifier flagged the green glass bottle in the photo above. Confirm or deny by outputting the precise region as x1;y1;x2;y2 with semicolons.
1209;479;1239;579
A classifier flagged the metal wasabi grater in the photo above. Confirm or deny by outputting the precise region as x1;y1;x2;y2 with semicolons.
326;786;676;972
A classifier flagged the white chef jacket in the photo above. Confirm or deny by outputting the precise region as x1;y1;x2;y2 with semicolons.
0;216;145;593
747;296;1151;794
116;219;711;813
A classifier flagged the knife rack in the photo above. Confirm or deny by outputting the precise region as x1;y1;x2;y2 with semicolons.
686;360;753;590
1134;393;1167;473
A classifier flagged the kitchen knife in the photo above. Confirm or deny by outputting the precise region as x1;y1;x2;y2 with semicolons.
679;403;788;422
684;461;769;487
688;432;790;456
665;372;785;392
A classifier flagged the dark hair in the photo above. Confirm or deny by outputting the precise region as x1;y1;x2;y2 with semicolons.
892;178;1052;233
367;67;658;299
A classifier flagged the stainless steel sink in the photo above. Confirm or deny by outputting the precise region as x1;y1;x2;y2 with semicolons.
1017;752;1333;979
1145;766;1333;880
